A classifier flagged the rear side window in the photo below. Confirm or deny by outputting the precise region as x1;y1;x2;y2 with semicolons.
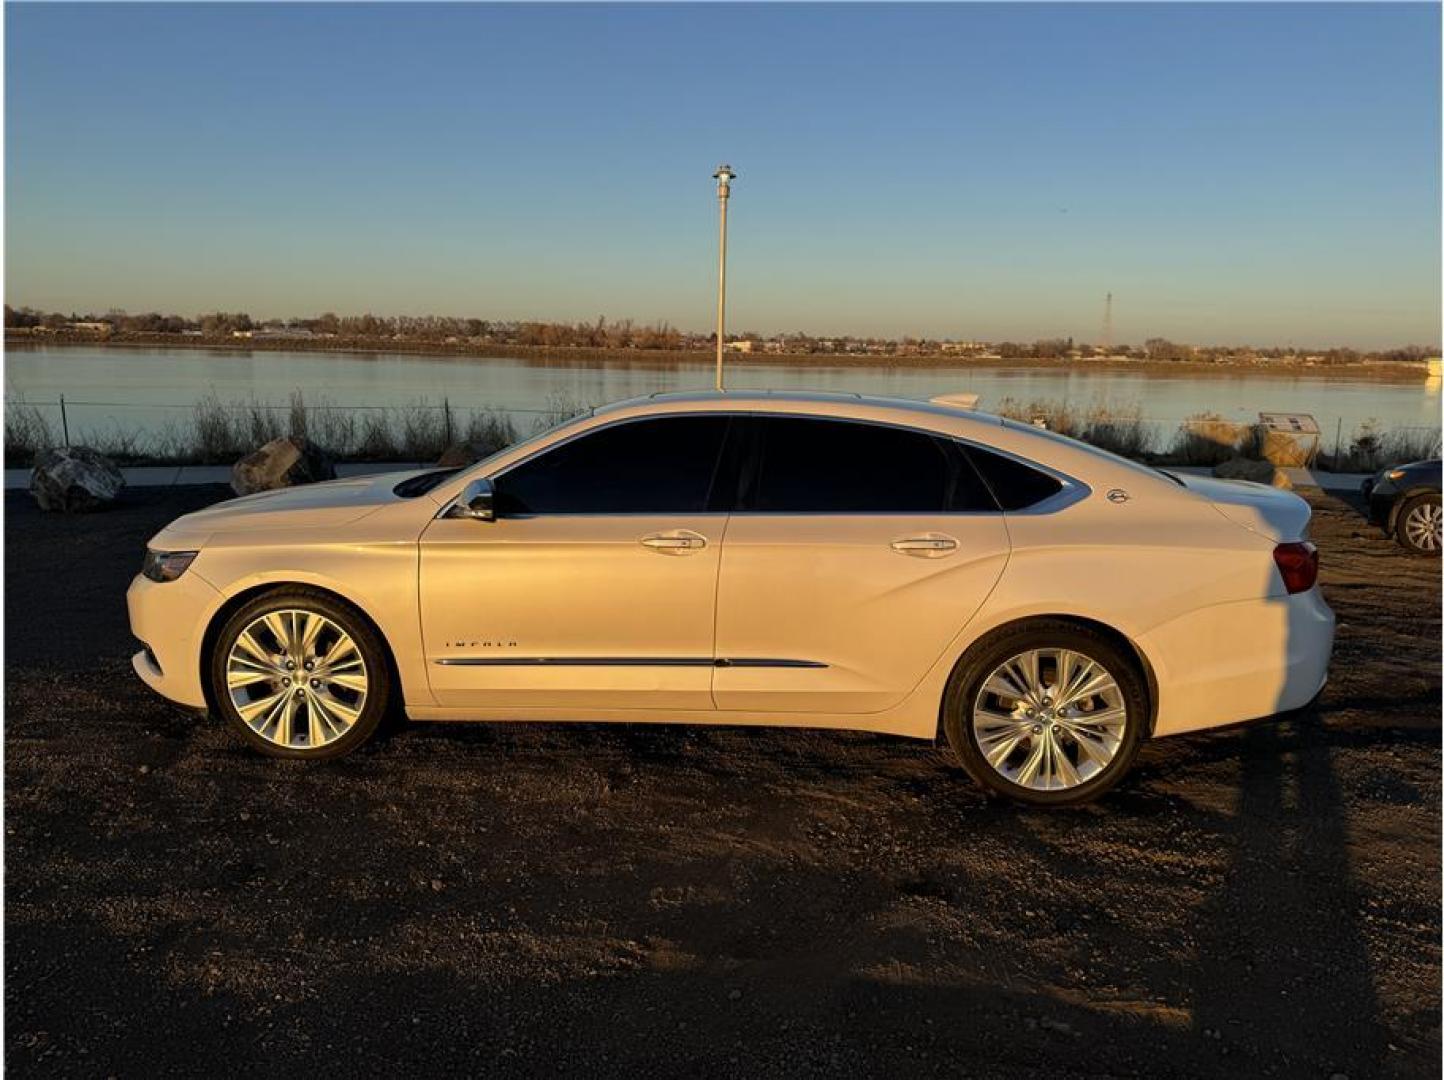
746;416;996;513
964;446;1064;510
495;416;730;514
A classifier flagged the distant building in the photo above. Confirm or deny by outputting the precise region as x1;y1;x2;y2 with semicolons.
247;327;314;340
67;321;110;333
725;339;754;353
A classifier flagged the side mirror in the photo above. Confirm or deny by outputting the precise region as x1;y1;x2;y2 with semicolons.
444;477;495;522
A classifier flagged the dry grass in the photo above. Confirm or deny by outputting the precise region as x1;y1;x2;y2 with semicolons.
993;398;1161;459
4;393;524;466
1164;412;1255;466
5;392;1437;473
1319;421;1441;473
4;401;56;465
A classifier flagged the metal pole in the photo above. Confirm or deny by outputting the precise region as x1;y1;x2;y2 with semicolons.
713;164;735;392
60;394;70;448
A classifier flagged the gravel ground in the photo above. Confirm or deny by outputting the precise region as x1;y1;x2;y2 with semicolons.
4;485;1439;1078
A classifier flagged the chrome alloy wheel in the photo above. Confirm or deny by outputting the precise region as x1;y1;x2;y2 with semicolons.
1404;501;1442;552
225;609;369;751
970;648;1127;792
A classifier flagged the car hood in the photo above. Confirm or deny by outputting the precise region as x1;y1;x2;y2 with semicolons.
154;470;429;544
1174;473;1313;541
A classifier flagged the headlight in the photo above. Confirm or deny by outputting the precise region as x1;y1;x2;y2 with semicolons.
142;549;198;583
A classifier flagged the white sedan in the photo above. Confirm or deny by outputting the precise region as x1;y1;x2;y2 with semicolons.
128;391;1334;805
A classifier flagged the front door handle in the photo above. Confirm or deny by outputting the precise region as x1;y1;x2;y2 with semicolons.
640;530;708;555
891;534;958;558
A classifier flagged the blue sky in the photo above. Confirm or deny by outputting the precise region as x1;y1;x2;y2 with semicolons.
5;2;1440;347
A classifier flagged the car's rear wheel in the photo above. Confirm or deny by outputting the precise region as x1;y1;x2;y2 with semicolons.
1396;493;1442;555
942;622;1147;806
210;589;391;759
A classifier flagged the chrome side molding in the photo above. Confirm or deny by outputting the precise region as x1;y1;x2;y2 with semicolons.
435;656;827;668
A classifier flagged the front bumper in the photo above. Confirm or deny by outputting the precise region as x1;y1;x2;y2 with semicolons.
1366;486;1397;529
126;569;222;709
1142;588;1336;738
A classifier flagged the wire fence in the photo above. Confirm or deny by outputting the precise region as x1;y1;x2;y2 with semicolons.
4;392;1441;473
4;393;581;466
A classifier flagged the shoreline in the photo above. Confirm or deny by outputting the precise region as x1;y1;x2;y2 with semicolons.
5;331;1432;383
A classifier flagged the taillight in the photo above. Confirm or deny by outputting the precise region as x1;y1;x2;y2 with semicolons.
1273;541;1318;594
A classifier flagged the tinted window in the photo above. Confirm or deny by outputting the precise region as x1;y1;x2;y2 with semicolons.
747;417;995;513
495;416;730;514
963;446;1064;510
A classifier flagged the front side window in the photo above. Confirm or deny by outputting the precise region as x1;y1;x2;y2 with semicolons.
493;416;730;515
746;416;995;513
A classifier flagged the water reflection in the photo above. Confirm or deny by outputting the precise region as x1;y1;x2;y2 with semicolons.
5;344;1438;445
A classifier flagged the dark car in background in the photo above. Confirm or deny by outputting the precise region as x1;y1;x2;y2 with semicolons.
1363;459;1442;554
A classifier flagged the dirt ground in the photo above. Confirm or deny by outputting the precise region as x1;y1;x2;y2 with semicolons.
4;485;1439;1078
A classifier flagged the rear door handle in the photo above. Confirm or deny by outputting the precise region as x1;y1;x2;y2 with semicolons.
640;530;708;554
891;534;958;557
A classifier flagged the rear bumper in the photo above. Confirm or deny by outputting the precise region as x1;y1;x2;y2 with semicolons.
126;571;221;709
1142;588;1335;738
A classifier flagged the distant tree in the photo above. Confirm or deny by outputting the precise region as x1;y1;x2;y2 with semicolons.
1030;338;1071;359
5;305;41;328
1143;337;1192;361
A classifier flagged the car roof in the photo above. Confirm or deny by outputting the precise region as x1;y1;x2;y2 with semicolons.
594;388;1009;431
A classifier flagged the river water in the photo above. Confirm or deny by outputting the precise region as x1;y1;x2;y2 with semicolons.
5;344;1439;450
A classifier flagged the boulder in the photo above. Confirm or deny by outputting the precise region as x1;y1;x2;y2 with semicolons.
231;436;335;495
29;446;125;513
1212;457;1293;489
436;442;487;468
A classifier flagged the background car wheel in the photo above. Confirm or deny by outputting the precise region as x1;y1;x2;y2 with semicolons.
942;622;1148;807
1395;493;1442;556
209;588;392;760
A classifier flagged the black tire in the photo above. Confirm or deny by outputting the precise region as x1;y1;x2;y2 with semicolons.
941;621;1148;807
1394;492;1442;556
209;588;392;760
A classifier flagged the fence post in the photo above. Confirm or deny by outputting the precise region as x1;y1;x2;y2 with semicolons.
443;397;452;447
1333;417;1343;461
59;394;70;448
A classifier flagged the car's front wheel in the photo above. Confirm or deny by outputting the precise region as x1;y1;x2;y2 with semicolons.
942;622;1147;806
1396;493;1442;556
209;589;391;759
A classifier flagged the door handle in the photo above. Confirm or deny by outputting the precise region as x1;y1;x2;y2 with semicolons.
640;530;708;554
890;534;958;557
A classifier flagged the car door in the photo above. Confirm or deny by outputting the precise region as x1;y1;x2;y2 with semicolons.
712;414;1011;714
419;414;737;710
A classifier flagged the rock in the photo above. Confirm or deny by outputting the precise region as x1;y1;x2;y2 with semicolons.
231;437;335;495
28;446;125;512
436;442;487;468
1211;457;1293;489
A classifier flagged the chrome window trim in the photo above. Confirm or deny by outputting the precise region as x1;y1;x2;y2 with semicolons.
435;407;1089;519
436;412;739;520
737;411;1089;517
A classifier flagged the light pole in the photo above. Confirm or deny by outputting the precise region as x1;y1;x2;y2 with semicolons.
713;163;735;391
